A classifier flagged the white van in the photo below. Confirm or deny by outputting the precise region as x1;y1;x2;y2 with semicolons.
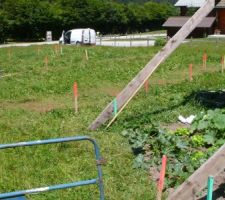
59;28;96;45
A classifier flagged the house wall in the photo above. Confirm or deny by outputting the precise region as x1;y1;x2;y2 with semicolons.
217;9;225;34
180;6;188;16
167;27;214;38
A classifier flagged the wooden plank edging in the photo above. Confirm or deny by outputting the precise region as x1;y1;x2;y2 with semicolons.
167;143;225;200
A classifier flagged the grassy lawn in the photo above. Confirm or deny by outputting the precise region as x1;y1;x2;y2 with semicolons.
0;40;225;199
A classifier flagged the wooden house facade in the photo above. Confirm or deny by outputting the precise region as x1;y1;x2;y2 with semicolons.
163;0;225;38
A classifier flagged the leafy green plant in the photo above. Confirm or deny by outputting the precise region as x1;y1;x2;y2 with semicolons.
121;108;225;188
191;135;204;147
154;37;166;47
174;128;190;136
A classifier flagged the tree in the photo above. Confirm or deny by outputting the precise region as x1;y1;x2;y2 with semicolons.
2;0;62;40
0;0;177;41
0;10;8;43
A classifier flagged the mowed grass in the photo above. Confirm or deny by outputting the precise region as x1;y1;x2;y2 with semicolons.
0;45;157;200
0;40;225;199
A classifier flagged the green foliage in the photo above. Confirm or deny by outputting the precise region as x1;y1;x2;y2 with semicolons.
1;0;61;41
121;108;225;188
174;128;190;136
115;0;176;4
154;37;166;46
0;0;176;41
191;135;204;147
0;10;8;43
191;109;225;145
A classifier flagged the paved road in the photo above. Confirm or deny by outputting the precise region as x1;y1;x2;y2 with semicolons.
0;33;164;48
0;40;155;48
0;41;58;48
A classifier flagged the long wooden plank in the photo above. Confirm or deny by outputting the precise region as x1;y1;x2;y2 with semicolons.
89;0;215;130
167;142;225;200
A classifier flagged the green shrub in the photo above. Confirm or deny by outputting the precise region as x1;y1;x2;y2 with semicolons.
154;37;166;47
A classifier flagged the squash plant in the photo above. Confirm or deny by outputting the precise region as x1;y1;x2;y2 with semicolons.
121;109;225;188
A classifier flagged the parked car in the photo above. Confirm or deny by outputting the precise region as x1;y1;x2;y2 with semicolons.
59;28;96;45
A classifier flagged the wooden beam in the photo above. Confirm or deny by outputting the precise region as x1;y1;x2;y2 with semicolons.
167;143;225;200
89;0;215;130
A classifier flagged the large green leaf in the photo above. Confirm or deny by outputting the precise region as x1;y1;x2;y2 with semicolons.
204;134;215;145
213;114;225;130
197;120;209;130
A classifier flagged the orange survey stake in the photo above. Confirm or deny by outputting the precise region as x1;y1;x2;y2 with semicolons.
73;82;78;97
189;64;193;81
203;52;207;62
157;155;167;200
158;155;167;192
144;80;149;93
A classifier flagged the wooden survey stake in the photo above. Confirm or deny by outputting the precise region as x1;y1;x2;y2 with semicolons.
189;64;193;81
202;53;207;70
37;47;40;55
44;56;48;67
221;56;225;73
54;45;59;56
73;82;78;113
144;80;149;93
60;45;63;55
85;50;89;61
8;48;12;60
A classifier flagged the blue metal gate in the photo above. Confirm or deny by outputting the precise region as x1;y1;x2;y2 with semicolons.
0;136;105;200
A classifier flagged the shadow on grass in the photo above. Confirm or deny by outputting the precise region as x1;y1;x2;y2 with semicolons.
119;90;225;127
194;90;225;108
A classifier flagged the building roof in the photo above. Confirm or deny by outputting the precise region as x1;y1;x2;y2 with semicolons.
216;0;225;8
162;17;216;28
175;0;206;8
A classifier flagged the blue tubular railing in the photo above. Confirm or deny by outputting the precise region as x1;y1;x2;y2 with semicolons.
0;136;105;200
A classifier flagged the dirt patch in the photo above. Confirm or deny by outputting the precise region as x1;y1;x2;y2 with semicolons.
100;86;121;97
162;122;190;131
19;101;61;112
1;100;64;113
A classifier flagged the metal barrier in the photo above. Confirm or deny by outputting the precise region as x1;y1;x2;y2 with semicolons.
0;136;105;200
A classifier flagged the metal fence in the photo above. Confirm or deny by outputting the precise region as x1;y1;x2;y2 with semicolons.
0;136;105;200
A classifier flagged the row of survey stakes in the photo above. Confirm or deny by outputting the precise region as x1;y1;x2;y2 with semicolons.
6;44;89;68
111;53;225;120
71;52;224;115
71;85;213;200
108;53;221;199
189;53;225;82
109;53;225;107
156;156;214;200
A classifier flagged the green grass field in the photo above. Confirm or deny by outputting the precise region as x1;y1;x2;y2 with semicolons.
1;40;225;199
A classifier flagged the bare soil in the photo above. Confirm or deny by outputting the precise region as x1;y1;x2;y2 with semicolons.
1;99;64;113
